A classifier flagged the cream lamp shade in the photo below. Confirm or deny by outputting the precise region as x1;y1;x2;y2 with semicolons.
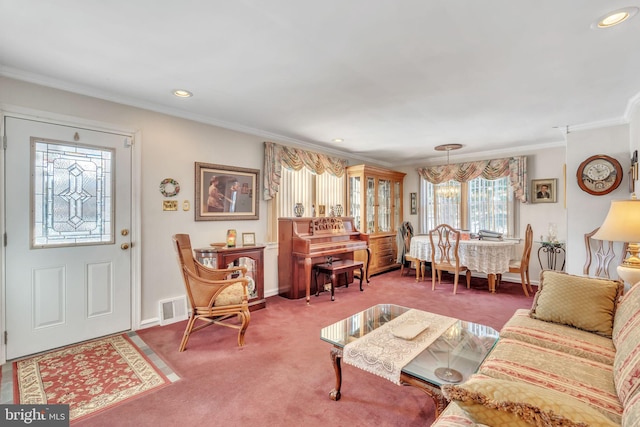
593;197;640;286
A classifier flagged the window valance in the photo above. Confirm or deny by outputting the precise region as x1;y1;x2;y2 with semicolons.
417;156;528;202
263;141;348;200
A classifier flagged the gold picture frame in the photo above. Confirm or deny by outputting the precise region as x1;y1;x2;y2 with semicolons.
531;178;558;203
194;162;259;221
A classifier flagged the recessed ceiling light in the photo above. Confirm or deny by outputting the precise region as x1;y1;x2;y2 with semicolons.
173;89;193;98
331;138;344;143
594;7;638;28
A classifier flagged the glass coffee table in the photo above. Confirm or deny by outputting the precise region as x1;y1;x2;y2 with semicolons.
320;304;499;415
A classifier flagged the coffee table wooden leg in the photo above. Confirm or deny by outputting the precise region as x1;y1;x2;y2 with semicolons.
329;347;343;401
400;374;448;417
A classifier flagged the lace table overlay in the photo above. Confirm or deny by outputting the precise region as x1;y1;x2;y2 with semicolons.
343;309;457;385
409;236;516;275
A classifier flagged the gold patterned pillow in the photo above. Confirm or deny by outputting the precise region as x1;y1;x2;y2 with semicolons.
442;376;618;427
530;270;623;337
215;282;246;306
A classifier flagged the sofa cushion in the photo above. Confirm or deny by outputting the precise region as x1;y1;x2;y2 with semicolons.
613;282;640;345
431;402;487;427
501;309;616;364
613;283;640;405
442;375;618;427
478;338;622;423
530;270;623;337
623;390;640;427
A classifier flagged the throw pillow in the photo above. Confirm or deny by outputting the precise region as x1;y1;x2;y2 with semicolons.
530;270;623;337
215;282;246;306
442;377;618;427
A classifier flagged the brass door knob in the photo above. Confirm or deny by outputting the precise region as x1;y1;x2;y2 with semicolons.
121;243;130;250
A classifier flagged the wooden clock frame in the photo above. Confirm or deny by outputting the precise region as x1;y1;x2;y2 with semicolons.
576;154;623;196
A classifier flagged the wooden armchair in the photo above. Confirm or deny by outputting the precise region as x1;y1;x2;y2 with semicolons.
173;234;251;352
429;224;471;294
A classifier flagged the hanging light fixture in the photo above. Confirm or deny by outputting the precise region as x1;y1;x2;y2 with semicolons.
434;144;463;198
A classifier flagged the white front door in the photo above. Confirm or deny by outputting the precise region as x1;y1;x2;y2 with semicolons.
4;116;132;360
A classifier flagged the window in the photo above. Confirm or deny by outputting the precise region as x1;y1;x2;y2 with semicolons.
420;176;514;236
268;167;345;241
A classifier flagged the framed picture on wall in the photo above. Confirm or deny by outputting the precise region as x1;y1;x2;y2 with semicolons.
531;178;558;203
194;162;260;221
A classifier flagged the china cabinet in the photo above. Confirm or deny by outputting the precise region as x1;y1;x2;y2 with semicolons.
193;245;266;311
346;164;406;275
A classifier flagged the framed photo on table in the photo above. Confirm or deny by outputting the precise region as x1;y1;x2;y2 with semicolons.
531;178;557;203
195;162;259;221
242;232;256;247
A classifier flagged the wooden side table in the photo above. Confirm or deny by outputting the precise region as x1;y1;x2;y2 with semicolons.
314;260;364;301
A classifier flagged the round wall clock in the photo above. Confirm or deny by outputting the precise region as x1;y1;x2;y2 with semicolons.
576;154;622;195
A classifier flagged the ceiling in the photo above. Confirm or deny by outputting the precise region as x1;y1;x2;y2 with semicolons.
2;1;640;166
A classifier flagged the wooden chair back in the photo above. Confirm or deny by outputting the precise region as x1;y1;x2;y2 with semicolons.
506;224;534;296
428;224;470;294
584;227;628;279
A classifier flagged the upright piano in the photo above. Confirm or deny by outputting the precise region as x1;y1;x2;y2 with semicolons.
278;217;370;303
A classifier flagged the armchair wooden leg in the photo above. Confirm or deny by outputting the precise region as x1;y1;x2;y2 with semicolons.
237;309;251;347
465;270;471;289
431;269;437;291
179;315;197;352
526;270;533;294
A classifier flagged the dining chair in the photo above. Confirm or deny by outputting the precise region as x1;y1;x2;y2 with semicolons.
173;234;251;351
583;226;628;279
398;221;414;276
429;224;471;294
504;223;534;297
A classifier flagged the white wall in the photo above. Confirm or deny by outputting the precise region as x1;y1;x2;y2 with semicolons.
565;124;631;277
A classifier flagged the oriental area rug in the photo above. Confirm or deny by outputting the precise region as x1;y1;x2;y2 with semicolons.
9;332;178;423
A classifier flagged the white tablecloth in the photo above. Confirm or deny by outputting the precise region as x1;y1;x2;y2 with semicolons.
409;235;516;275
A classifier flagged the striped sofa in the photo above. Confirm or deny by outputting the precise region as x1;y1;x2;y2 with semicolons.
432;270;640;427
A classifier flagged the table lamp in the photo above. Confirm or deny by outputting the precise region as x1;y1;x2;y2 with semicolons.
593;196;640;286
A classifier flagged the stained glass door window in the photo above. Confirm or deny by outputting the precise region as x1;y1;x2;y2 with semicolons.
32;139;114;248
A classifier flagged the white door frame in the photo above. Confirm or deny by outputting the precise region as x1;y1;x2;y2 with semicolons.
0;105;142;364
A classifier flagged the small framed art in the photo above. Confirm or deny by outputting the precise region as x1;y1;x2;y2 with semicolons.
531;178;558;203
242;232;256;247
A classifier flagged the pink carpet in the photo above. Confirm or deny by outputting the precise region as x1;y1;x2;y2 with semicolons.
75;270;534;427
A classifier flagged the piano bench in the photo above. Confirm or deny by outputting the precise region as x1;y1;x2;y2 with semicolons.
313;260;364;301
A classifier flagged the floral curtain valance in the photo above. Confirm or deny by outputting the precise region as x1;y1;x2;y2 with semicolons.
263;141;348;200
417;156;528;202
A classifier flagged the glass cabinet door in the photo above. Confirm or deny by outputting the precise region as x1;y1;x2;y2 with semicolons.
378;179;391;232
349;175;361;230
366;177;376;233
394;180;401;231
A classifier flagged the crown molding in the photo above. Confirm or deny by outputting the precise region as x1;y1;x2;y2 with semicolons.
0;67;388;167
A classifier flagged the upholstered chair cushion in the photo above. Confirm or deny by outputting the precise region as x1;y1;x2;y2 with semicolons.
442;376;618;427
214;282;246;306
530;270;623;337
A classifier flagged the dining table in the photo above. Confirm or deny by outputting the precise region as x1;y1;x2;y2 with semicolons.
408;235;517;293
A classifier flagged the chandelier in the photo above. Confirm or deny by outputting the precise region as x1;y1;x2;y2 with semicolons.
435;144;463;199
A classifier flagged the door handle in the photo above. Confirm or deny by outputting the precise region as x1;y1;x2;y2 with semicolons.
121;243;130;250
